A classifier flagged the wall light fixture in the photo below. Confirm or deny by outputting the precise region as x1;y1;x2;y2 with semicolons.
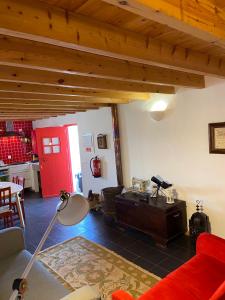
149;100;168;121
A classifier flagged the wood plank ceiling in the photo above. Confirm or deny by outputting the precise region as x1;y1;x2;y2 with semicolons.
0;0;224;120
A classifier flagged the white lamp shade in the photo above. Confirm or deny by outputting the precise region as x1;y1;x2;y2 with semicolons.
57;194;90;226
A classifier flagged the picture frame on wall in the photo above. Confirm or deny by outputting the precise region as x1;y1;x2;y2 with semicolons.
209;122;225;154
97;134;107;149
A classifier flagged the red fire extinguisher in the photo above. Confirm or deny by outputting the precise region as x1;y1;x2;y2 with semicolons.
90;156;101;178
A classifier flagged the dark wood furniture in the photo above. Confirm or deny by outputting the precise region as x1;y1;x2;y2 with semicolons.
0;187;14;228
12;176;26;221
115;193;187;247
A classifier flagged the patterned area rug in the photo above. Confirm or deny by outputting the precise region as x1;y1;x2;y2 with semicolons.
38;236;160;300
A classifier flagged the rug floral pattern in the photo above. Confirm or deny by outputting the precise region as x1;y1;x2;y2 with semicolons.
38;236;160;300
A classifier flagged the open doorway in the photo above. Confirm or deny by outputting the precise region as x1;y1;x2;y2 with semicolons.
68;125;83;193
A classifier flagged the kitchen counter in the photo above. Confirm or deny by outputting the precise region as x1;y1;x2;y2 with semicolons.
0;161;39;168
0;162;40;191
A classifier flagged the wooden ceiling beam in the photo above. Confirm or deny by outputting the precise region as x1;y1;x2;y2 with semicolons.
0;92;129;104
0;100;107;107
0;98;115;106
0;65;175;94
0;0;223;77
0;112;85;116
0;117;40;120
0;115;73;119
0;107;91;114
0;111;68;114
0;113;69;117
0;110;74;116
0;81;149;100
0;106;103;111
0;36;204;89
0;104;99;110
102;0;225;49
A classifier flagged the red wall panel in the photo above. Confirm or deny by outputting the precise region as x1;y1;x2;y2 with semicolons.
0;121;33;164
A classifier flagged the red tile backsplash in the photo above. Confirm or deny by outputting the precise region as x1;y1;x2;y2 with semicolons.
0;121;33;164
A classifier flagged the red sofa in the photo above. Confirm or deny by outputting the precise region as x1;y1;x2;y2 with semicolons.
112;233;225;300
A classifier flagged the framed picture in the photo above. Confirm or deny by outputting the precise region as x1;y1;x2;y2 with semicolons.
97;134;107;149
209;122;225;154
132;177;150;192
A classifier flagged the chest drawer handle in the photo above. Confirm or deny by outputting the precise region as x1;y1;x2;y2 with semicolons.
173;213;180;218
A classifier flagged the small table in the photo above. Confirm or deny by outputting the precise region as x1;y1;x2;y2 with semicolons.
0;181;25;228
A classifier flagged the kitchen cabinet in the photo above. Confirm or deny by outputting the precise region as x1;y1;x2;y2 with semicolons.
31;162;40;192
0;167;9;181
8;164;32;188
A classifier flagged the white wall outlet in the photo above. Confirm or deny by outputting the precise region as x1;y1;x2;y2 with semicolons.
8;155;12;159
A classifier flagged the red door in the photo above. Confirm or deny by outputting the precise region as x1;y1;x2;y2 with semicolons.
35;127;73;198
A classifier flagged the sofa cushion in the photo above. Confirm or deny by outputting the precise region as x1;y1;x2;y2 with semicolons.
138;254;225;300
0;227;25;260
197;233;225;265
0;250;69;300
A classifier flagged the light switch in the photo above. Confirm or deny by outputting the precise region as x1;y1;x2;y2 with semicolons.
8;155;12;159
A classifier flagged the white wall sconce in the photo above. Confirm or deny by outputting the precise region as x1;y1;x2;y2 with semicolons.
149;100;168;121
149;111;164;121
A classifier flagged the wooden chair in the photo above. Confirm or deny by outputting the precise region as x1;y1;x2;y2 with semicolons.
0;187;14;228
12;176;18;184
11;176;26;222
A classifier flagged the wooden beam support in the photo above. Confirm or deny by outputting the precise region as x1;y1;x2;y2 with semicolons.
0;36;204;89
0;65;175;94
0;81;149;100
111;104;123;186
0;0;223;77
102;0;225;49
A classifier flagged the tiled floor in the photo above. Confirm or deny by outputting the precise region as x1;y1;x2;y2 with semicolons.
6;191;196;278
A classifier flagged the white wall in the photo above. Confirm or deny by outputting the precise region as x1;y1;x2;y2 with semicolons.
119;77;225;238
33;107;118;196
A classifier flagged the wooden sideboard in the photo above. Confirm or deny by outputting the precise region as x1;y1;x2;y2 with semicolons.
115;193;187;247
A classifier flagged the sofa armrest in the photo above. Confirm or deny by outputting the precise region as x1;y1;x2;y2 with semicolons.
112;290;135;300
0;227;25;260
197;233;225;264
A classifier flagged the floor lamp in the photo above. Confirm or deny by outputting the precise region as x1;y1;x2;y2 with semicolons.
9;191;90;300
